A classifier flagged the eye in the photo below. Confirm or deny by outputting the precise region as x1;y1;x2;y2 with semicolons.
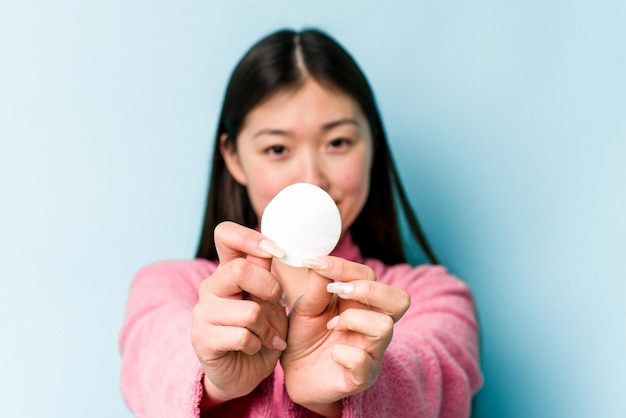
265;145;288;156
328;138;352;150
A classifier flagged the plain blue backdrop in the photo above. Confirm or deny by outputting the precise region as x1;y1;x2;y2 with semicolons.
1;1;624;417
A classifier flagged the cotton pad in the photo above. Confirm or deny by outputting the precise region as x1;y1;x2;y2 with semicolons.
261;183;342;267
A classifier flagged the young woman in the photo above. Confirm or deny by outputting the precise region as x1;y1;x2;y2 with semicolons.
120;28;483;417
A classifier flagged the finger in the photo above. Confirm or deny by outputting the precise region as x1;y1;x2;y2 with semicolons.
327;309;394;343
292;255;368;318
203;259;284;303
198;297;286;350
249;295;289;335
301;256;377;283
331;343;379;389
204;325;265;356
326;280;411;322
214;221;285;269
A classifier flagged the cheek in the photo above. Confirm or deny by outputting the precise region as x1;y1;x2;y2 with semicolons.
342;171;369;196
244;170;290;221
343;153;372;194
338;158;372;226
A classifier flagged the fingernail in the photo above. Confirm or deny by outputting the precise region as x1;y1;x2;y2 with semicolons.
259;240;285;258
326;315;340;330
279;291;289;308
327;282;354;295
271;336;287;351
301;257;329;270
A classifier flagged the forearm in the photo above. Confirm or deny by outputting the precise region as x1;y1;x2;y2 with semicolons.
120;307;205;417
341;264;483;417
341;334;480;418
119;261;212;417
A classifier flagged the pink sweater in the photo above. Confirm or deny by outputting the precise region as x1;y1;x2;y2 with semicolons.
119;235;483;417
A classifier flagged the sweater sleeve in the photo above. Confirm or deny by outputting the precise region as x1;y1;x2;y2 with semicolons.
342;263;483;418
118;260;216;418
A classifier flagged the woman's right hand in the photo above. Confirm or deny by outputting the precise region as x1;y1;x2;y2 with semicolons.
191;221;288;406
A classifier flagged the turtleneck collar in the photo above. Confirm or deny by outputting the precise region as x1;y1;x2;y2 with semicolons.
330;232;363;263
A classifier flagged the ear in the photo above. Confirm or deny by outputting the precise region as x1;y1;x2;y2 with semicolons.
219;133;248;186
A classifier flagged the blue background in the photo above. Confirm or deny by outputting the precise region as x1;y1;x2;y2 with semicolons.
1;1;624;417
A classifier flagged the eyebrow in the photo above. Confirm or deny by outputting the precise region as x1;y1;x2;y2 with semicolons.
252;118;359;139
322;118;359;131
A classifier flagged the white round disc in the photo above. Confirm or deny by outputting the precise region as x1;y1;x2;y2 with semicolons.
261;183;342;267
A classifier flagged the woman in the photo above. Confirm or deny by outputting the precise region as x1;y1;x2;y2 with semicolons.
120;28;483;417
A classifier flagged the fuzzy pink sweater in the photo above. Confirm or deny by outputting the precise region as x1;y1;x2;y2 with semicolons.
119;235;483;417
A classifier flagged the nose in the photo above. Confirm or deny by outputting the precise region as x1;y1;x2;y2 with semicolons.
299;151;328;190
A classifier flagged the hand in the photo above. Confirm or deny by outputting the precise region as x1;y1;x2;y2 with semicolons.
191;221;288;405
280;256;410;417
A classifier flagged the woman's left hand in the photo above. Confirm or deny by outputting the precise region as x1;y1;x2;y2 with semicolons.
280;256;411;417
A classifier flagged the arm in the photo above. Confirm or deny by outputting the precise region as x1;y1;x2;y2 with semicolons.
119;260;213;418
343;263;483;418
119;222;288;417
279;256;411;417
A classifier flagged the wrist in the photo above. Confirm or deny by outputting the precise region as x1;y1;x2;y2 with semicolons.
200;374;232;410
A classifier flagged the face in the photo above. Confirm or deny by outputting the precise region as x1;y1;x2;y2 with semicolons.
221;78;374;236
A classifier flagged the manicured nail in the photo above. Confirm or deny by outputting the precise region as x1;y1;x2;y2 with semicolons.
271;335;287;351
259;240;285;258
279;291;289;307
301;257;329;270
327;282;354;295
326;315;340;330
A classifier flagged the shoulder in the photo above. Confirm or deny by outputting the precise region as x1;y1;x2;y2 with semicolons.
337;235;464;290
364;259;479;334
132;259;218;294
362;257;445;282
136;258;217;279
363;258;471;295
122;259;220;331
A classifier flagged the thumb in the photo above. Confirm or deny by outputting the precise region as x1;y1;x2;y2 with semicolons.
246;254;273;271
290;268;333;317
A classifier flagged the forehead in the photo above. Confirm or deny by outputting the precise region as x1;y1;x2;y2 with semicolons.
243;79;366;132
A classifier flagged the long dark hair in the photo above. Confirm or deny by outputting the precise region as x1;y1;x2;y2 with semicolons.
196;28;438;265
